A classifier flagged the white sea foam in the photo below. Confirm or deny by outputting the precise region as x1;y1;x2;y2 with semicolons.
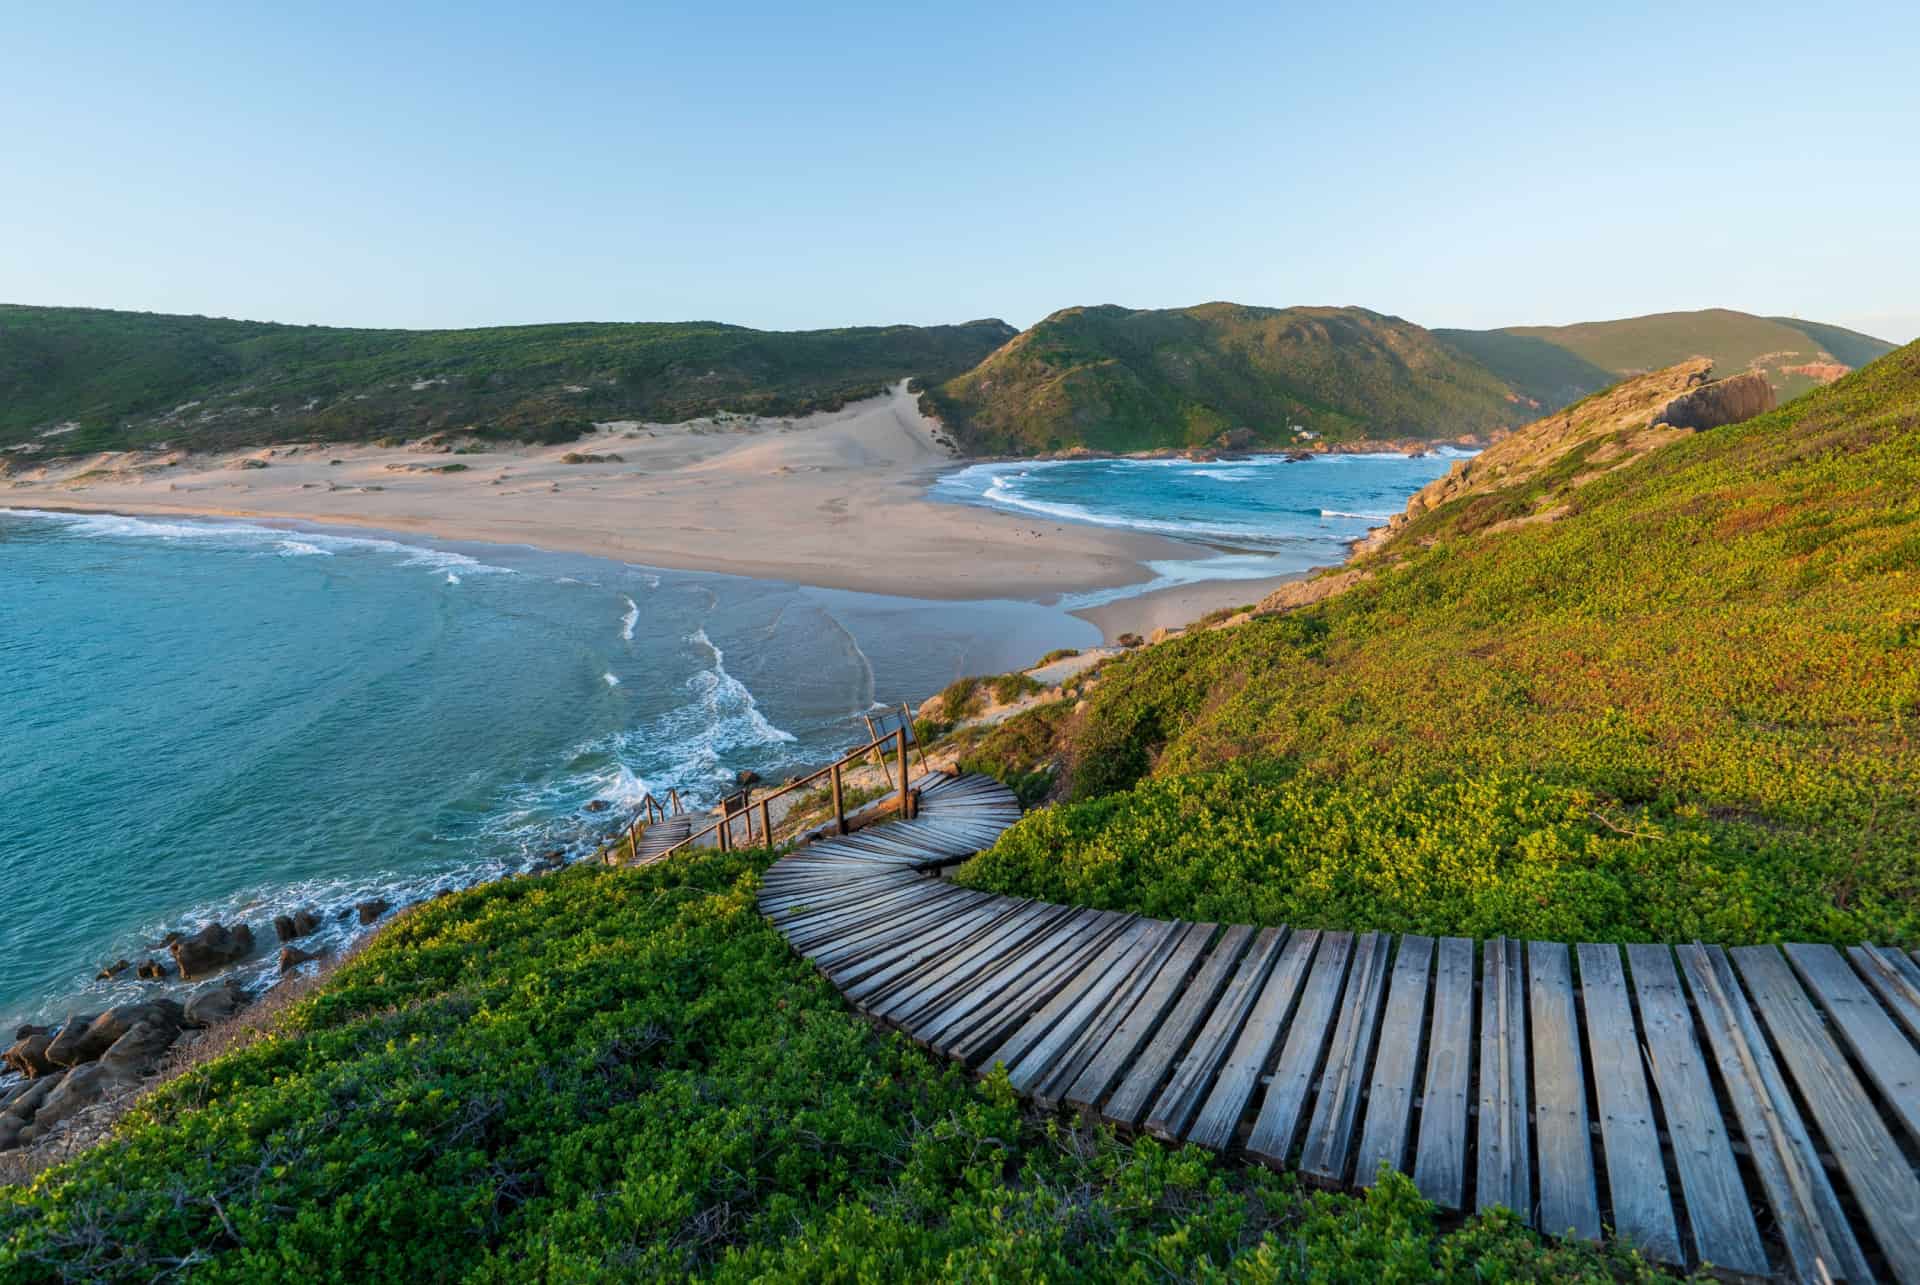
689;628;798;748
1320;509;1396;521
6;508;515;577
620;596;639;641
603;671;622;687
446;571;462;584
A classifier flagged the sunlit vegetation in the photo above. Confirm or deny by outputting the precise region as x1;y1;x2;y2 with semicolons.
956;343;1920;945
0;851;1665;1281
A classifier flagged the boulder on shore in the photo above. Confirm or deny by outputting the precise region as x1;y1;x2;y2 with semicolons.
135;957;168;980
356;898;391;925
46;1001;185;1069
583;799;611;813
96;959;131;980
272;908;322;943
183;980;248;1028
278;944;325;972
3;1029;60;1079
169;922;256;980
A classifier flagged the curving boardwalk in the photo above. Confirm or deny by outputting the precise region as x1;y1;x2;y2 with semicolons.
760;772;1920;1282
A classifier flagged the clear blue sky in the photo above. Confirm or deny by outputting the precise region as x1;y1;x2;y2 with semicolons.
5;1;1917;341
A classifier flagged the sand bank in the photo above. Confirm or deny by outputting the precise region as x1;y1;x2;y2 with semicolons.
1;383;1196;602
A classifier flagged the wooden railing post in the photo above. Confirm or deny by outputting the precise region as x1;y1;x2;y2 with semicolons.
897;727;911;819
831;761;846;835
759;799;772;847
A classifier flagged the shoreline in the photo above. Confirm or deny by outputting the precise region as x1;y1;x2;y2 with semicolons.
1;382;1200;603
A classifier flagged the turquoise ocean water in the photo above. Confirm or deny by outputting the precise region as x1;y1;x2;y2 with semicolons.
932;449;1469;603
0;510;1089;1031
0;451;1462;1031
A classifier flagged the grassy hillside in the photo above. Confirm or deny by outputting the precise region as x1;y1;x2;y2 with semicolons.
953;342;1920;945
0;849;1657;1280
1474;308;1893;404
0;305;1015;456
921;303;1531;454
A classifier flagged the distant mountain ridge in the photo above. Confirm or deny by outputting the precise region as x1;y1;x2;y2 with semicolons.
931;304;1893;456
0;302;1891;459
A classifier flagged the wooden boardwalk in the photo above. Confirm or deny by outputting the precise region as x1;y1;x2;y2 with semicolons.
760;773;1920;1283
631;815;693;864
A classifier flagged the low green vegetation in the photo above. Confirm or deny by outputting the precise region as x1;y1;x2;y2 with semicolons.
0;305;1014;455
1036;646;1081;664
933;671;1045;722
957;342;1920;945
923;303;1525;454
0;851;1666;1281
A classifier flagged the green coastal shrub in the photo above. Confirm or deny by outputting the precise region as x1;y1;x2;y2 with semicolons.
0;851;1666;1281
955;762;1916;944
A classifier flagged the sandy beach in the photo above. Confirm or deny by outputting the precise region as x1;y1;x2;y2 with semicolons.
1;382;1300;640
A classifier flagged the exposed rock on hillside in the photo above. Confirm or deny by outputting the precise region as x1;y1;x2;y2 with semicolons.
1658;370;1774;430
1351;360;1776;559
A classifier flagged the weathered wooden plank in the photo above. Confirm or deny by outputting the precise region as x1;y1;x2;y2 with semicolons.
832;899;1031;993
1353;934;1433;1188
1061;921;1215;1115
1733;944;1920;1282
1411;936;1474;1210
1148;926;1290;1144
1678;943;1871;1284
1573;944;1681;1267
1028;921;1187;1111
990;920;1161;1082
1184;928;1317;1152
1529;941;1600;1242
1851;943;1920;1046
1477;937;1531;1222
941;913;1137;1063
862;902;1067;1019
1623;944;1765;1278
1103;925;1254;1127
1787;942;1920;1149
1300;931;1393;1187
1245;931;1356;1169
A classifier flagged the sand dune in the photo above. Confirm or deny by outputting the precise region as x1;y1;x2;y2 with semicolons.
3;382;1206;605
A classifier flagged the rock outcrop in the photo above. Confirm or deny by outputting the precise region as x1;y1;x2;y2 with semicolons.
273;908;322;942
1350;360;1741;560
169;922;255;979
184;979;248;1028
1656;370;1774;430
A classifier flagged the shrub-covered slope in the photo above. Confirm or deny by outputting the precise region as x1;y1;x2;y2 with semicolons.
921;303;1529;454
955;342;1920;944
0;305;1015;456
0;851;1659;1281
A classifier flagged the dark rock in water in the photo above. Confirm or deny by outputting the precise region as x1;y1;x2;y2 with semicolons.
736;770;762;788
169;922;256;980
146;931;183;951
183;980;247;1028
1657;371;1775;431
47;1002;185;1068
583;799;611;813
135;957;168;980
278;944;325;972
1284;450;1313;462
96;959;132;980
356;898;391;925
4;1030;59;1079
272;909;321;942
13;1023;51;1041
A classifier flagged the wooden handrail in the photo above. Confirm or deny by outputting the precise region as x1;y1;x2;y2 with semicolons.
645;727;919;862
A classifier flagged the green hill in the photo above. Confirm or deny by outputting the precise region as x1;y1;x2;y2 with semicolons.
0;305;1016;456
1441;308;1894;408
6;346;1916;1279
920;303;1531;454
953;341;1920;945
